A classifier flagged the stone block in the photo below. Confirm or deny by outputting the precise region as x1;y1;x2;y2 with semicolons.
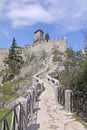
65;89;72;113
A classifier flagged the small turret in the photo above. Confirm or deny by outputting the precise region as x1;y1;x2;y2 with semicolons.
34;29;44;45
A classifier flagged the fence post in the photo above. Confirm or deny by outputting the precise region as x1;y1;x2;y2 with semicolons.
32;86;37;103
65;89;72;113
28;90;34;116
55;86;59;102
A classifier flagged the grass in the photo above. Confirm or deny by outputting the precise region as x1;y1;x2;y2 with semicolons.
0;108;12;128
0;74;31;127
0;68;10;77
52;55;61;62
74;115;87;129
0;73;31;126
0;93;19;103
0;73;31;103
0;108;11;119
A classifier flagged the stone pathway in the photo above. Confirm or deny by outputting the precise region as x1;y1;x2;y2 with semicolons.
27;79;87;130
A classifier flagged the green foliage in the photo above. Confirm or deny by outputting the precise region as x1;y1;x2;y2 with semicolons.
0;77;20;103
53;55;62;62
0;108;11;119
45;33;50;42
74;115;87;128
59;47;87;91
0;69;10;77
30;53;35;62
0;108;12;128
0;74;31;103
52;49;62;62
4;38;24;75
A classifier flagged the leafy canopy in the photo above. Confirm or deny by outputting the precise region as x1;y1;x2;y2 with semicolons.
59;47;87;92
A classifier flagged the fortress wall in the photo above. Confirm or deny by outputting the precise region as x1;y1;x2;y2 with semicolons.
56;38;67;52
21;37;67;56
0;48;9;55
0;48;9;70
0;37;67;70
30;42;53;56
23;38;67;57
28;38;66;57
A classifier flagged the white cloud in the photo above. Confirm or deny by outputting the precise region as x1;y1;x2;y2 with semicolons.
0;0;87;32
6;4;54;27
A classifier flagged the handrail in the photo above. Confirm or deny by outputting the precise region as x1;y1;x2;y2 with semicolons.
47;74;59;86
33;62;49;92
0;103;21;122
0;102;28;130
0;88;38;130
0;62;49;130
44;62;59;86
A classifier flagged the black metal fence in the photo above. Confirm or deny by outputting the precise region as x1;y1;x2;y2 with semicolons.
72;91;87;122
0;89;35;130
57;87;87;122
0;103;28;130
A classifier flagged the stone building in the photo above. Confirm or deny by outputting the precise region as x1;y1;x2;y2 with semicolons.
31;29;67;56
0;29;67;70
34;29;44;45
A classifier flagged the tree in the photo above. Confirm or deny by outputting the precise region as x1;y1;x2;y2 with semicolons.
4;38;24;76
52;48;63;63
45;33;50;42
59;47;84;91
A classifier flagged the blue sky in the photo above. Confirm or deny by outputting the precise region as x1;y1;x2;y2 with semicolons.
0;0;87;50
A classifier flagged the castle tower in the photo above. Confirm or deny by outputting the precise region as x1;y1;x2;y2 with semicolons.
34;29;44;45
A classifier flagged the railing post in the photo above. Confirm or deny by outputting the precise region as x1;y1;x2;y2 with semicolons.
32;86;37;103
33;77;35;86
28;90;34;116
55;86;59;102
20;104;23;130
65;89;72;113
41;82;44;92
16;104;20;130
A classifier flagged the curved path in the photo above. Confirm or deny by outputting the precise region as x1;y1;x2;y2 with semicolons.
27;77;86;130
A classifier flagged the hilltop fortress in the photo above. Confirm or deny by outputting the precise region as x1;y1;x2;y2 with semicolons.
22;29;67;61
0;29;67;70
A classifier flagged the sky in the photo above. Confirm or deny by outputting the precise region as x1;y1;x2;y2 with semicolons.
0;0;87;50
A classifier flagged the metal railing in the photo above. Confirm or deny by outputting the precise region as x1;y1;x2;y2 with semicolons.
0;103;27;130
72;91;87;122
33;62;49;93
0;63;48;130
0;85;39;130
47;74;59;86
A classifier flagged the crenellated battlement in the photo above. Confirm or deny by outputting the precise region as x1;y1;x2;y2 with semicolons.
43;37;67;43
23;37;67;50
0;48;9;54
0;30;67;70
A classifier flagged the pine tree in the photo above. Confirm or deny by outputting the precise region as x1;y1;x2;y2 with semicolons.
45;33;50;42
4;38;24;75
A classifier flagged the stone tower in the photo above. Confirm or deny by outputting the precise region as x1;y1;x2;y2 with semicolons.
34;29;44;45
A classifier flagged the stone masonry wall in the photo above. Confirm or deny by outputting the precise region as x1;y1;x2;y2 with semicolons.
23;37;67;57
0;48;9;70
0;38;67;70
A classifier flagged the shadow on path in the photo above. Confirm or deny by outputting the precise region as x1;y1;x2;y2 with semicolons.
27;124;40;130
26;98;40;130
